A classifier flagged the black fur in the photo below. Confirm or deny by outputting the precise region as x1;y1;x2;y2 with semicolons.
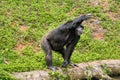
41;14;91;70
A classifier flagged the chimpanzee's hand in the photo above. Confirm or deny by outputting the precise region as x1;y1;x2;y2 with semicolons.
61;61;69;68
73;14;92;24
62;61;79;68
82;14;92;20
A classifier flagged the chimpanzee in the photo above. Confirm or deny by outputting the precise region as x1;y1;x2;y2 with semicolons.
41;14;91;71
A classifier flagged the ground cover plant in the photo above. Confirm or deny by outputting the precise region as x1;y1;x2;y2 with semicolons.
0;0;120;79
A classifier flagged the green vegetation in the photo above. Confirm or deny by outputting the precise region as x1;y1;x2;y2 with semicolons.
0;0;120;79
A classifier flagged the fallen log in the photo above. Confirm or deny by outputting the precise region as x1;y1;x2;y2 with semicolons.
12;60;120;80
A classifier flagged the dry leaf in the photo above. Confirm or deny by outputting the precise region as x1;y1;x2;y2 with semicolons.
4;58;9;64
20;25;27;31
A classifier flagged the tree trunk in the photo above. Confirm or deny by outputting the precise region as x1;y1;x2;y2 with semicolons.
12;60;120;80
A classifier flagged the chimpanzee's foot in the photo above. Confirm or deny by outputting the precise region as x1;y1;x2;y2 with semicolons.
48;66;57;71
69;62;78;67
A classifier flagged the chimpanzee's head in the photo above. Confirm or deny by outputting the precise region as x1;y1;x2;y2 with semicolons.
75;25;84;36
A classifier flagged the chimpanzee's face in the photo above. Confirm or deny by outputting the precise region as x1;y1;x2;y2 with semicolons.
75;25;84;36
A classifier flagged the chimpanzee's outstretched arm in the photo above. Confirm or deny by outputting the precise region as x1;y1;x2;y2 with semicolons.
62;36;80;67
72;14;91;24
59;14;91;31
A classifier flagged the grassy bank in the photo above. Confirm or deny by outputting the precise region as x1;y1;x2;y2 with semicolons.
0;0;120;79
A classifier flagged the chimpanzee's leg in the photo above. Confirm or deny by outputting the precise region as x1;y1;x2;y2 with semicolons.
62;36;80;67
56;48;65;60
41;37;56;71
